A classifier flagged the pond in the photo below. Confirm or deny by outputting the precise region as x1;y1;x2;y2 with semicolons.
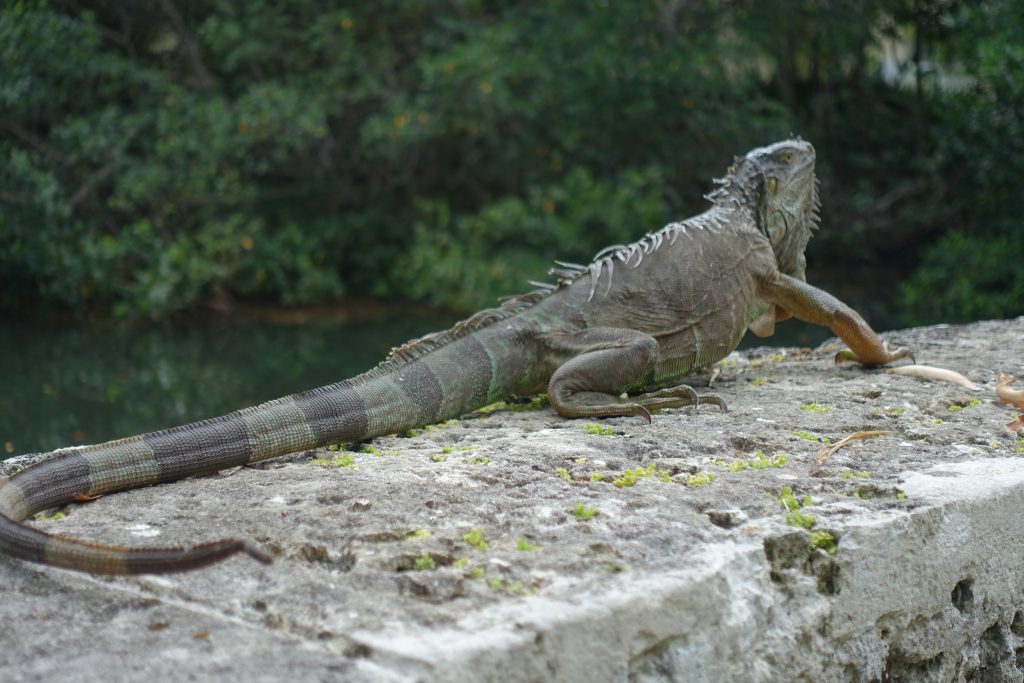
0;312;834;458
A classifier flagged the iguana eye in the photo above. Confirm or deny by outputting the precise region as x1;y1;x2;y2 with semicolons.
780;151;793;163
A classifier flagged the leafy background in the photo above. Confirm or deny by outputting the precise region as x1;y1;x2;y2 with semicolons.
1;0;1022;324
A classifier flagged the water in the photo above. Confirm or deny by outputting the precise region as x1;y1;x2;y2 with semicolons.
0;313;831;458
0;314;448;457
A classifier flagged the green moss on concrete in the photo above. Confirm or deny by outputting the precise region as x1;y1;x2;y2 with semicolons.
463;529;489;552
572;504;599;520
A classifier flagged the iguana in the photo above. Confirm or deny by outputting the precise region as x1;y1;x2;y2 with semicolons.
0;139;910;575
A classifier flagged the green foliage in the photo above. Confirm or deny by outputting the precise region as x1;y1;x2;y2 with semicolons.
778;487;813;513
614;465;648;488
809;530;837;555
412;552;435;571
611;463;673;487
794;431;830;443
902;226;1024;324
584;423;616;436
463;528;489;552
718;450;788;472
684;472;715;488
750;451;788;469
947;398;982;412
1;2;1021;322
786;511;817;530
516;537;539;552
395;168;668;310
779;485;818;528
308;453;355;468
572;503;599;520
899;1;1024;324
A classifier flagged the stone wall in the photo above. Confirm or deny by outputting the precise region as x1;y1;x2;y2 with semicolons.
2;317;1022;682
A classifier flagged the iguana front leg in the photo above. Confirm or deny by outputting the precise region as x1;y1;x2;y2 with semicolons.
759;273;912;365
545;328;713;421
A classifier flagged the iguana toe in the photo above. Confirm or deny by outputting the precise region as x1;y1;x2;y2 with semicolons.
697;394;728;413
241;539;274;565
628;385;728;415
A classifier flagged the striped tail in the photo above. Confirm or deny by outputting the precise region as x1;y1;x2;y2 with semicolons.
0;330;512;574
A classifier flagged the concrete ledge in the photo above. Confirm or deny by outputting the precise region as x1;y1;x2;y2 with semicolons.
2;317;1022;681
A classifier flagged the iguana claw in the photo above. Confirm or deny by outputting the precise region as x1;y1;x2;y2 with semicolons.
630;386;728;416
241;539;274;565
696;394;729;413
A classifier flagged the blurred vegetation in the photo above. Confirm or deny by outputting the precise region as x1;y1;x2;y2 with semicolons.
1;0;1021;324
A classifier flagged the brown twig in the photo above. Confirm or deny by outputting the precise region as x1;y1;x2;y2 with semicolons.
816;430;893;464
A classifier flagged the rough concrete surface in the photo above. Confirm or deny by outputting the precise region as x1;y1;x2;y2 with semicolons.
2;317;1023;682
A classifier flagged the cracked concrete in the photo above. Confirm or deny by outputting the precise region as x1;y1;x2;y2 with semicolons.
2;317;1023;682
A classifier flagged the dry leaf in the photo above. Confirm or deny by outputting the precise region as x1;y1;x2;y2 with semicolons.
886;364;980;391
996;373;1024;409
997;374;1024;432
816;430;893;464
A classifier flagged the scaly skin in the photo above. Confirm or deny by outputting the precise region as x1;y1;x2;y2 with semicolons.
0;139;910;575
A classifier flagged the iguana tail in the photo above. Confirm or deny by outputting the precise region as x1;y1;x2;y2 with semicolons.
0;333;507;574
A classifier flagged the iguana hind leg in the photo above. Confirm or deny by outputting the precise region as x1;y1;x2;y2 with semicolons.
545;328;723;421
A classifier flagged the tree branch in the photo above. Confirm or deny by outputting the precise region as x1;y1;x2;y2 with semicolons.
156;0;216;89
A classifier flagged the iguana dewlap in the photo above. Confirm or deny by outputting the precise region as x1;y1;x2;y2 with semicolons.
0;139;910;575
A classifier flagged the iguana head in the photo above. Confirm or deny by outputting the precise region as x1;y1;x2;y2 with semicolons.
712;139;821;280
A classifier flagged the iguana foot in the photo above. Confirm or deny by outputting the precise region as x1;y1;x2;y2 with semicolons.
630;385;729;415
834;341;914;366
696;393;729;412
549;385;727;423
